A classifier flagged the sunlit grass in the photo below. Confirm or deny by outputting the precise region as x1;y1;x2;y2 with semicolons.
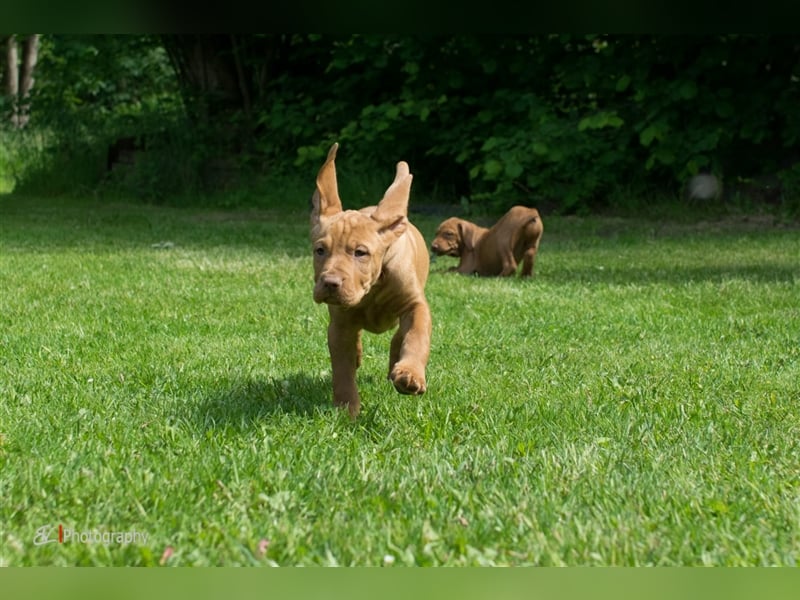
1;196;798;565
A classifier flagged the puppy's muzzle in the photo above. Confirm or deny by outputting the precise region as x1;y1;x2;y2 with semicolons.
431;241;457;257
321;274;342;291
314;272;364;306
314;273;344;304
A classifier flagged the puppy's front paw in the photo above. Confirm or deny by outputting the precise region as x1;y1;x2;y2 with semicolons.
389;362;427;395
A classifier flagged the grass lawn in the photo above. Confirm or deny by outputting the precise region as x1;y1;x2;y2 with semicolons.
1;194;798;566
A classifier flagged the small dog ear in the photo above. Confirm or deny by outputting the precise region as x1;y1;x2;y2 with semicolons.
311;143;342;224
458;221;478;251
373;161;412;223
377;214;408;241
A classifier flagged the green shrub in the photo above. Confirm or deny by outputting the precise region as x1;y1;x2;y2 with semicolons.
5;35;800;214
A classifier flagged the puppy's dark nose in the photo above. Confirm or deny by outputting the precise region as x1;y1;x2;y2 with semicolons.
321;274;342;290
431;243;439;252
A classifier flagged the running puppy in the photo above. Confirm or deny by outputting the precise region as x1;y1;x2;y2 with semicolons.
311;143;432;417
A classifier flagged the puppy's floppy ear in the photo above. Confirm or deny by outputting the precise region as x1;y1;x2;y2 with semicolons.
311;143;342;226
373;161;412;219
372;160;412;240
458;220;479;251
376;214;408;241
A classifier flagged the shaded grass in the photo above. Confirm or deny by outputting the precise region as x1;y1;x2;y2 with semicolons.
1;195;799;566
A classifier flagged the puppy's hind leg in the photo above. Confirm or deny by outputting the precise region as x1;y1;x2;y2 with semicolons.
327;319;362;417
520;219;541;278
500;252;518;277
521;245;538;277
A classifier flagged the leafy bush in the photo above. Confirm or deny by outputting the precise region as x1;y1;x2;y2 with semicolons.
3;34;799;214
289;35;800;214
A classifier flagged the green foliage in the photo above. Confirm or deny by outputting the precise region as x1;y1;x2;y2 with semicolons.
2;35;191;198
3;35;800;213
778;163;800;216
30;35;181;137
286;35;800;213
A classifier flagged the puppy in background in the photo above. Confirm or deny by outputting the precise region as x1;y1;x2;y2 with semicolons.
431;206;543;277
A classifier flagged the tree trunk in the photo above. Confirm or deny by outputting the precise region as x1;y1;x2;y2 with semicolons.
5;34;39;128
19;34;39;97
161;35;290;134
5;35;18;98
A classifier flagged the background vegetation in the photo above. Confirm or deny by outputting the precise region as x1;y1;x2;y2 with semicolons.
1;34;800;214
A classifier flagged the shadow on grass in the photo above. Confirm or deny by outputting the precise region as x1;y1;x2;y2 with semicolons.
191;370;396;438
543;264;799;286
429;256;798;285
193;372;333;429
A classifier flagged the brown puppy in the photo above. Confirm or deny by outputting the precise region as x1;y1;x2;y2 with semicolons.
311;143;432;417
431;206;543;277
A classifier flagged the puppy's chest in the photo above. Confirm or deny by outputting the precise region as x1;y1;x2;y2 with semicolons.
348;282;406;333
357;308;400;334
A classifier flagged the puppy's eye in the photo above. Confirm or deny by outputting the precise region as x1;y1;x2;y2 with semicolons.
354;248;369;258
314;246;326;257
